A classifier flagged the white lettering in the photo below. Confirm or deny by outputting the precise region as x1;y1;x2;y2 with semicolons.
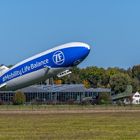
2;59;49;82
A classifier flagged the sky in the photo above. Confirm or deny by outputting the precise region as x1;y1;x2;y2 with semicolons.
0;0;140;69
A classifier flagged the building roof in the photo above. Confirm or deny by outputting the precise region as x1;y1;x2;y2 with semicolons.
21;84;111;93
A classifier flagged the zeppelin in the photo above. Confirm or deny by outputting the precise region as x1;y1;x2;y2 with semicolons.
0;42;90;91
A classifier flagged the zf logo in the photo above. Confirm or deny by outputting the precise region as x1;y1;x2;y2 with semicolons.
53;51;65;65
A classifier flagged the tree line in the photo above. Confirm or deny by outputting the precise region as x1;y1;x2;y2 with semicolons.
7;64;140;94
56;65;140;94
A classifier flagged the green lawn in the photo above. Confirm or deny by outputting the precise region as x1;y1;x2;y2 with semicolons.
0;112;140;140
0;104;140;111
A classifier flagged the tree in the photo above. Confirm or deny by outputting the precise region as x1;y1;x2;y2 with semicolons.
132;65;140;80
131;78;140;93
80;66;109;88
109;73;131;94
127;65;140;92
13;91;26;105
83;80;90;88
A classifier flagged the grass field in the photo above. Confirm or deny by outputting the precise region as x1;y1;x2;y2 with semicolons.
0;112;140;140
0;104;107;110
0;104;140;111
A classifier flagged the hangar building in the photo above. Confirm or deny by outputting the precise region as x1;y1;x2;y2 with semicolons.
0;84;111;104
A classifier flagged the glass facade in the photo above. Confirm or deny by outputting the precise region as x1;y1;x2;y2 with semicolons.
0;84;111;104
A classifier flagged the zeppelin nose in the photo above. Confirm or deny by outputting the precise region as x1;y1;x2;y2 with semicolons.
83;43;90;51
81;43;91;58
72;43;90;66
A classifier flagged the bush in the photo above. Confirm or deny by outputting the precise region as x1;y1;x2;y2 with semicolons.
13;91;26;105
0;99;4;105
98;92;111;105
81;97;93;105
